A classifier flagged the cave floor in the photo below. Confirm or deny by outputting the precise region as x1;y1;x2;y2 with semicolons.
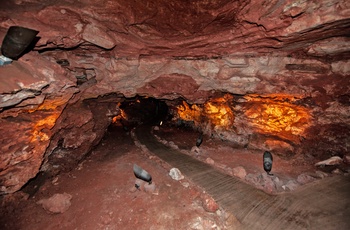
153;125;315;181
1;124;349;229
137;125;350;229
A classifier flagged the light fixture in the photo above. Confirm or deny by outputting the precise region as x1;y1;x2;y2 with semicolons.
0;26;39;65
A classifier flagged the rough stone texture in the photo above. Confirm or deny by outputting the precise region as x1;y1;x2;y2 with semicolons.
0;0;349;193
169;168;185;181
0;52;76;194
41;94;120;175
37;193;72;214
282;180;300;191
232;166;247;180
297;173;317;185
344;155;350;164
315;156;343;167
1;0;349;57
200;193;219;213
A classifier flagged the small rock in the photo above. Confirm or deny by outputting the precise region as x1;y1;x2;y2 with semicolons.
181;182;190;188
144;182;156;193
344;155;350;164
297;173;317;185
225;167;234;176
206;158;215;165
245;173;264;190
169;168;184;181
159;139;168;145
232;166;247;179
168;141;179;149
37;193;72;214
315;156;343;167
224;166;234;176
331;168;342;174
191;146;200;154
282;180;299;191
201;219;218;229
153;126;159;131
134;178;146;191
190;217;204;230
272;176;284;188
260;173;276;193
201;193;219;213
51;177;59;185
315;170;329;179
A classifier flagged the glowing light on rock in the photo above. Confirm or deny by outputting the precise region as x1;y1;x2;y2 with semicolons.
28;95;73;113
112;109;128;124
31;114;60;142
204;96;234;127
177;101;202;123
176;94;234;129
244;95;311;137
29;97;72;142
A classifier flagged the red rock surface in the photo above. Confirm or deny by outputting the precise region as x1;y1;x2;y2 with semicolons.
0;0;349;195
1;0;349;57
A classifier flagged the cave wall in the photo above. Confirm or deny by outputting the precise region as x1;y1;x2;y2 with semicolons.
0;0;349;194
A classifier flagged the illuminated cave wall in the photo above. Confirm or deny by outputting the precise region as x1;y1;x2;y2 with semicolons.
172;93;311;153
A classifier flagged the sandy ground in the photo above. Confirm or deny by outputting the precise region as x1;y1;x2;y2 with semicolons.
0;123;346;230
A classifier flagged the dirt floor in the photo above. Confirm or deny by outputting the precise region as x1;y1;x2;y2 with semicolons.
0;125;230;230
0;123;348;230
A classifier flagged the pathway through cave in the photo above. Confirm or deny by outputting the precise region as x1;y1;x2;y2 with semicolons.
1;122;349;229
136;125;350;229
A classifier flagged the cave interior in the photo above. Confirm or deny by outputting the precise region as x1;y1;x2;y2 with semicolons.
0;0;350;229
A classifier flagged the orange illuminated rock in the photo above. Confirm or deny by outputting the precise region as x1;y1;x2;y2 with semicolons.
244;95;311;137
176;94;234;129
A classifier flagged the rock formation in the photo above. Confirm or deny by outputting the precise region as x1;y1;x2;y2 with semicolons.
0;0;349;193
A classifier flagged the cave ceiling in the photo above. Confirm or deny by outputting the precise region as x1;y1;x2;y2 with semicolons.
1;0;349;57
